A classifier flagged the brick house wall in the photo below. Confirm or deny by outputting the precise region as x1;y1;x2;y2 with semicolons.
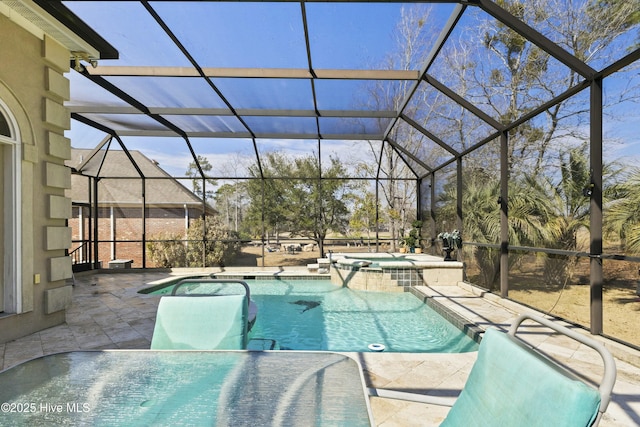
69;205;204;268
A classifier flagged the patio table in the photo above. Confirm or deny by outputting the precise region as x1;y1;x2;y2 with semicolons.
0;350;373;426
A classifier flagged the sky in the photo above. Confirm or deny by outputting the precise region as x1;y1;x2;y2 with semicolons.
63;1;639;180
63;1;448;68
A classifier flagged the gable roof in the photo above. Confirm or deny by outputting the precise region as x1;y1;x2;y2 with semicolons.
67;148;211;210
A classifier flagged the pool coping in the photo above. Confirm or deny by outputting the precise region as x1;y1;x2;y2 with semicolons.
139;272;331;294
406;286;484;343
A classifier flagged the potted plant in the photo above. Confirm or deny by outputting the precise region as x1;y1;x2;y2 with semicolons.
399;221;424;253
437;230;462;261
401;232;418;253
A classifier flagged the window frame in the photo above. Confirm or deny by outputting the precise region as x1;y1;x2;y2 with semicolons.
0;99;22;314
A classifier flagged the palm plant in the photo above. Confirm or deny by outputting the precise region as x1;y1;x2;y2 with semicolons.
437;146;621;290
529;148;620;284
519;173;586;285
605;168;640;254
437;169;552;290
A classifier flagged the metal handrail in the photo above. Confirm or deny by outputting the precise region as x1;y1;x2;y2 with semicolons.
69;240;90;264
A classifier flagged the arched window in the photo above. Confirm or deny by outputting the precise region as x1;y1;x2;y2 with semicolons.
0;99;21;314
0;110;10;137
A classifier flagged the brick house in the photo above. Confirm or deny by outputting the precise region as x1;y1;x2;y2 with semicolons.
67;148;214;269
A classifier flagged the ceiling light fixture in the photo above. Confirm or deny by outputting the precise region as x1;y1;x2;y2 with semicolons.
71;51;98;72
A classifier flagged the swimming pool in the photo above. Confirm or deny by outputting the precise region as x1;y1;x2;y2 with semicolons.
143;278;478;353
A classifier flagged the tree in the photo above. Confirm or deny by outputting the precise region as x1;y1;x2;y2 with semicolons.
245;151;353;256
349;191;378;249
147;231;188;268
429;0;640;183
245;152;293;243
516;146;622;283
356;5;438;249
357;144;418;251
516;150;592;285
215;182;248;233
287;155;353;256
186;216;242;267
585;0;640;52
427;0;638;288
185;155;217;200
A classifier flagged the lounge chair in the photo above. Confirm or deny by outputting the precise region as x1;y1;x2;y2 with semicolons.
369;313;616;427
150;294;248;350
150;280;253;350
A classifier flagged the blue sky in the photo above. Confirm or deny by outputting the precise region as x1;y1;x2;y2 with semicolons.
63;1;639;179
63;1;449;69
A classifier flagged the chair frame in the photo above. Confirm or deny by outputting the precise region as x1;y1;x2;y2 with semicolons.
171;278;251;300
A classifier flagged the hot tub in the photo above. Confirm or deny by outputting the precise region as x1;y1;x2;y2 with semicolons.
329;252;463;291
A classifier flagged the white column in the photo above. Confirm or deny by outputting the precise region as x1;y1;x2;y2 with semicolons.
110;206;115;260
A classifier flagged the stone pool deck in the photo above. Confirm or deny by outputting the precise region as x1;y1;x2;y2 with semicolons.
1;268;639;426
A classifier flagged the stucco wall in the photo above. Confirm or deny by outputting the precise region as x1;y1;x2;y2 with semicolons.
0;14;73;343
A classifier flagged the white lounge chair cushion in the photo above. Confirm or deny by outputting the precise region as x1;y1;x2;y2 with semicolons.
441;328;601;427
151;295;248;350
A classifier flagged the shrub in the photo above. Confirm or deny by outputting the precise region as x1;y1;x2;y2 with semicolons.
185;217;242;267
147;217;241;268
147;232;187;268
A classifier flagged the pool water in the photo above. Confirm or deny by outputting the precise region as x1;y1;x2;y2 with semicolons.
146;279;478;353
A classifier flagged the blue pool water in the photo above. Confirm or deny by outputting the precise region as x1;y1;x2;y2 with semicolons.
145;279;478;353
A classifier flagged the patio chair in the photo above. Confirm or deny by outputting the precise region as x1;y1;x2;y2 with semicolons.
150;286;249;350
369;313;616;427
